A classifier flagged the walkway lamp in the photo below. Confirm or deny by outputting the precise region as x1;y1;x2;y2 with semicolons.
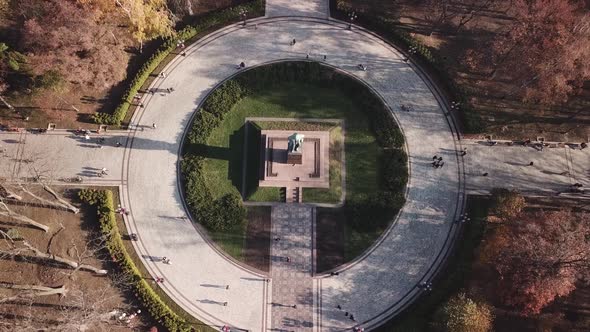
348;11;357;30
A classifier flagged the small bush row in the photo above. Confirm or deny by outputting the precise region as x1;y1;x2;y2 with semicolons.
78;189;191;332
332;0;483;133
93;0;265;125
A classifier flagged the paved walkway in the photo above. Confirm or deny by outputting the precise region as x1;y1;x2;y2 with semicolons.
270;205;315;331
464;140;589;197
0;1;587;331
266;0;329;18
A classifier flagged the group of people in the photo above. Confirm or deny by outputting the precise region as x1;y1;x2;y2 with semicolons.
431;155;444;168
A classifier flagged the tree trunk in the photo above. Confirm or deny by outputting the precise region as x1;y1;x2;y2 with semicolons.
0;202;49;232
21;241;107;275
18;185;79;214
0;283;66;303
43;185;79;214
0;185;23;201
0;95;15;112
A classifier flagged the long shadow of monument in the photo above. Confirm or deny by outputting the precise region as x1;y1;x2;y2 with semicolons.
186;123;260;197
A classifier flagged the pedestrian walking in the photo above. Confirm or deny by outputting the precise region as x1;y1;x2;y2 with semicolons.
581;142;587;150
226;285;230;290
350;314;355;321
286;256;291;262
181;51;187;56
223;302;228;306
306;53;309;59
528;161;534;166
166;88;171;93
155;277;164;283
438;161;445;168
292;304;297;309
291;38;296;46
274;237;280;241
101;167;108;175
152;123;157;129
240;62;246;68
160;72;166;78
323;55;327;61
483;172;488;176
438;157;443;161
345;312;349;317
336;304;342;310
460;149;467;156
432;155;438;160
140;103;144;108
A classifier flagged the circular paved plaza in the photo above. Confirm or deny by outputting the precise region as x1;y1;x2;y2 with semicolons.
122;14;464;331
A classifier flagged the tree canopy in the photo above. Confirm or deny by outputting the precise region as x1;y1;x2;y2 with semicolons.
479;209;590;315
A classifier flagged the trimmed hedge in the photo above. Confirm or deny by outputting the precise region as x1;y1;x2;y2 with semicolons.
332;0;484;133
93;0;265;125
182;61;408;234
78;189;190;332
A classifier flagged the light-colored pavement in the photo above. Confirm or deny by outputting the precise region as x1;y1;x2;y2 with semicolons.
0;131;127;185
266;0;329;18
1;2;587;332
464;140;589;197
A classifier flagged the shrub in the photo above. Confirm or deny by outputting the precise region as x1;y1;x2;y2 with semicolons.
202;80;245;119
187;111;220;144
490;188;525;220
432;292;494;332
78;189;190;332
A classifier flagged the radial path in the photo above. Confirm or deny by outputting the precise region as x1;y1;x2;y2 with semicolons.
270;205;315;331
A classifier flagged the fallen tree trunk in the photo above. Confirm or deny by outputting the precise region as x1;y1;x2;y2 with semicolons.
18;185;79;214
0;202;49;232
21;242;107;275
0;185;23;201
0;283;66;303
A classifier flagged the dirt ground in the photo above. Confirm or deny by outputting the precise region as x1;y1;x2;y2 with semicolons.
0;186;146;331
315;208;344;273
341;0;590;142
244;206;271;272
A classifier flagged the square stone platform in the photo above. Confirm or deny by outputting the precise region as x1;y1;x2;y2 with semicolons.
259;130;329;189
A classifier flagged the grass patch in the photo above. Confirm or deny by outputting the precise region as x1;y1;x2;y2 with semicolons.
209;222;247;260
377;196;490;331
303;126;343;204
201;82;379;204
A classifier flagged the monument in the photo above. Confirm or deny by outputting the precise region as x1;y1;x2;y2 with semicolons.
287;133;305;165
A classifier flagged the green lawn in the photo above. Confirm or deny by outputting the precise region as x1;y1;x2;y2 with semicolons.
201;82;380;204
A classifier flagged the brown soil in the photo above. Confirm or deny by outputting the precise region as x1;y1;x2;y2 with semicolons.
243;206;271;272
315;207;344;273
341;0;590;142
0;186;145;331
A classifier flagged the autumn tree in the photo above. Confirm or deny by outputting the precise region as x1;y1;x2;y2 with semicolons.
489;188;526;221
15;0;129;89
479;209;590;315
486;0;590;103
114;0;175;53
432;292;494;332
